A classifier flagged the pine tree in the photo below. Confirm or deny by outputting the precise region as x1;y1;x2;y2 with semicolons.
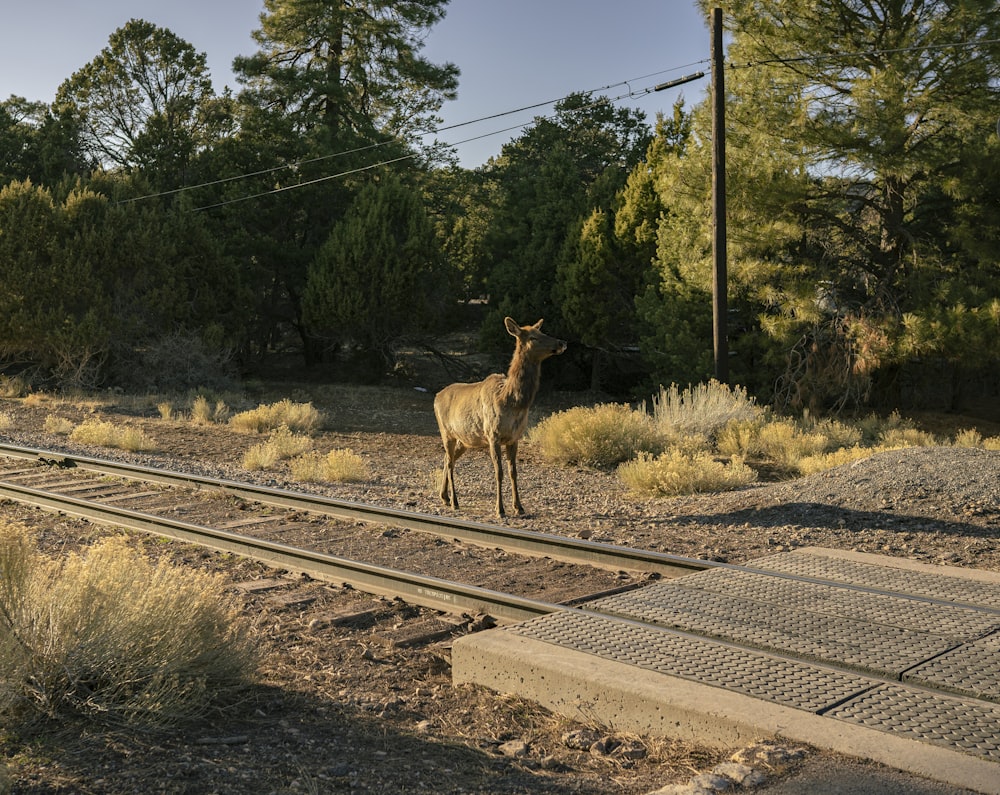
55;19;215;183
642;0;1000;407
302;174;452;374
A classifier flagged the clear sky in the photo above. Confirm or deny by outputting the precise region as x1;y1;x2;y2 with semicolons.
1;1;712;167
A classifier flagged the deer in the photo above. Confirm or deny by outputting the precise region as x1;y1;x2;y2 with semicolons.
434;317;567;518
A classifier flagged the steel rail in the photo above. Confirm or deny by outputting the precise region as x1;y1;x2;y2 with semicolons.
0;477;566;623
0;442;711;578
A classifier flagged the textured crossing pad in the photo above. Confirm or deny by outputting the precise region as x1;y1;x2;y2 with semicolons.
455;548;1000;781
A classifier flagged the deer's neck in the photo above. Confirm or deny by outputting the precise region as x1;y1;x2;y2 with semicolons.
502;348;542;409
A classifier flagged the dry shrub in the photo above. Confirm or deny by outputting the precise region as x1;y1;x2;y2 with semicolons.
754;420;831;469
242;426;313;471
69;419;157;452
229;399;323;435
651;380;762;442
0;524;258;728
0;412;11;431
952;428;982;448
290;449;369;483
0;375;28;399
618;450;757;496
191;395;230;425
156;402;175;421
984;436;1000;451
530;404;662;469
878;426;938;448
715;418;765;457
42;415;74;435
795;445;888;475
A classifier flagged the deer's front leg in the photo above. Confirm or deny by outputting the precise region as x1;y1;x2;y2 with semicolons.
489;439;505;517
506;442;524;515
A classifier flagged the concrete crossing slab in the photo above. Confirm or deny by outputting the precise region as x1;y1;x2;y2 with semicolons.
452;548;1000;794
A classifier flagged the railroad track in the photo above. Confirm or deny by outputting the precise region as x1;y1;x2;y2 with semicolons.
0;442;713;623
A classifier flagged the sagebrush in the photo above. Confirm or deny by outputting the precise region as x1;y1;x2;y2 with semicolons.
229;399;323;434
0;524;258;728
290;449;369;483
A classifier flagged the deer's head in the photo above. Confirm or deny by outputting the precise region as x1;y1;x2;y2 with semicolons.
505;317;567;361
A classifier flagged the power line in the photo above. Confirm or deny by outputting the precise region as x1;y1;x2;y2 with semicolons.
118;138;396;204
192;84;658;211
124;34;995;210
123;60;710;208
191;153;417;211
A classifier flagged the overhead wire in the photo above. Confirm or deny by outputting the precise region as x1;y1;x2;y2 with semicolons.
128;33;994;211
189;78;683;212
126;59;712;210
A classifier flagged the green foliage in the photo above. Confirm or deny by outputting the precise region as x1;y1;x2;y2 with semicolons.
4;1;999;406
235;0;457;146
639;0;1000;408
480;93;652;353
0;178;246;389
0;526;258;727
303;174;453;364
55;19;215;179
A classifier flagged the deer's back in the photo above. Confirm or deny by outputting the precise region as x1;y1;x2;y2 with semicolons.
434;374;530;447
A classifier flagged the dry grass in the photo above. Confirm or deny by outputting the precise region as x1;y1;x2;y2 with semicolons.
529;404;663;468
0;523;258;728
618;450;757;496
42;415;74;435
242;426;314;471
535;381;1000;495
651;380;762;442
229;399;323;435
190;395;230;425
289;449;370;483
68;419;157;452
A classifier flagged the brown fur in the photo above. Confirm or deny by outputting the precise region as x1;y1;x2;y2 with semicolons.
434;317;567;517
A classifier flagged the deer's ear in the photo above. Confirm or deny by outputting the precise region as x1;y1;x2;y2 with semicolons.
504;317;521;337
531;319;544;330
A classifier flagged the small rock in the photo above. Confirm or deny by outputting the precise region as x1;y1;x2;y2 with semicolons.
561;728;601;750
613;739;647;760
730;742;805;770
690;771;733;791
712;761;765;787
498;739;529;758
414;719;433;733
588;735;620;756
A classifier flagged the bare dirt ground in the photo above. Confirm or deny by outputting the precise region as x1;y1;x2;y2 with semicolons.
0;382;998;794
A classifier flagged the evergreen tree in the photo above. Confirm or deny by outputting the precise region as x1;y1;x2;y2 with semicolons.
643;0;1000;408
228;0;458;365
302;174;452;375
482;93;651;356
55;19;215;185
234;0;458;151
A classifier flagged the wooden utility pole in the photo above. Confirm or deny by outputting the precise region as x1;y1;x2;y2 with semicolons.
711;6;728;383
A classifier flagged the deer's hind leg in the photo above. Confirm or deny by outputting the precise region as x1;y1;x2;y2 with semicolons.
505;441;525;515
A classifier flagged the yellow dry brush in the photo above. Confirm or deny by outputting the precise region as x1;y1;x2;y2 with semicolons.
0;523;258;727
